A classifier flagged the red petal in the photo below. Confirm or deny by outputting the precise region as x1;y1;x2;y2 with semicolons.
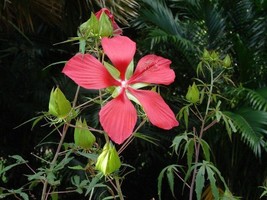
128;55;175;85
99;90;137;144
63;53;119;89
102;36;136;79
128;88;179;129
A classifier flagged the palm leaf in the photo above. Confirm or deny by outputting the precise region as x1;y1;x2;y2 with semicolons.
224;108;267;157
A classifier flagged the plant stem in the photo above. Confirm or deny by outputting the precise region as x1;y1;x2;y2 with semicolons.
115;176;124;200
41;86;80;200
189;67;214;200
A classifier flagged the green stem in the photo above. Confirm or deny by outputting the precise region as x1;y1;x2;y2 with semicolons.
115;176;124;200
41;86;80;200
189;66;214;200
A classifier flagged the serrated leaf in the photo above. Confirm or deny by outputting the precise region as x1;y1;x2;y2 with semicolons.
195;165;205;200
158;165;181;200
9;155;27;163
166;167;175;197
206;166;219;200
208;164;228;191
18;192;29;200
200;139;210;162
171;134;187;155
85;173;103;196
76;151;98;161
185;139;194;168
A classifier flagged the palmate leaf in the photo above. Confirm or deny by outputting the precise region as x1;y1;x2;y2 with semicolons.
190;161;229;200
195;165;205;200
223;108;267;157
158;164;183;200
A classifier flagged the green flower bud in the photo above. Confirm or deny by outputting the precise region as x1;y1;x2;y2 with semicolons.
95;142;121;175
203;49;210;61
48;87;72;119
210;51;219;61
186;82;200;104
79;13;99;37
78;11;114;38
98;12;113;37
74;118;96;149
223;54;231;68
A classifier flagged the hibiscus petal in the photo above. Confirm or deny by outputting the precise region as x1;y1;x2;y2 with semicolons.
128;55;175;85
102;36;136;79
128;88;179;129
99;90;137;144
63;53;119;89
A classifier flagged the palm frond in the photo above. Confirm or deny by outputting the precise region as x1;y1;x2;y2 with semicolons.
136;0;184;35
245;88;267;111
147;28;197;52
202;2;227;49
224;108;267;157
229;87;267;111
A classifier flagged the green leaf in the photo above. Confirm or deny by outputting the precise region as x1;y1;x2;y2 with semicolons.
68;165;84;170
171;133;187;155
134;132;159;146
195;165;205;200
157;165;181;200
200;139;210;162
19;192;29;200
206;166;219;200
76;151;98;161
184;138;194;168
85;173;103;196
166;167;175;197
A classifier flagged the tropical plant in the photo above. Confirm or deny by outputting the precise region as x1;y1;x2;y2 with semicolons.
132;0;267;199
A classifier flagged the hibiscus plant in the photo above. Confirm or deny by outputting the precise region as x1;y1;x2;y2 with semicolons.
0;7;240;200
0;8;180;200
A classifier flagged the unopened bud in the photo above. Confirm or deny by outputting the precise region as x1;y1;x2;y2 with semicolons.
48;87;72;119
74;118;96;149
223;54;231;68
186;82;200;104
95;142;121;175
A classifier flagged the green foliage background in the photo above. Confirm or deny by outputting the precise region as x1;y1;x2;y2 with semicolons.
1;0;267;199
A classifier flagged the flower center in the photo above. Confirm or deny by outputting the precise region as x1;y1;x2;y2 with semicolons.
120;80;128;88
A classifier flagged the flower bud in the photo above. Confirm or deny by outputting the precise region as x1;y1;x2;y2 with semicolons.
95;142;121;175
186;82;200;104
223;54;231;68
48;87;72;119
74;118;96;149
79;8;122;38
95;8;122;36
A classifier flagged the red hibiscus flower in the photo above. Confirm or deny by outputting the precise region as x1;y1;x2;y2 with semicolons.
95;8;122;35
63;36;179;144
